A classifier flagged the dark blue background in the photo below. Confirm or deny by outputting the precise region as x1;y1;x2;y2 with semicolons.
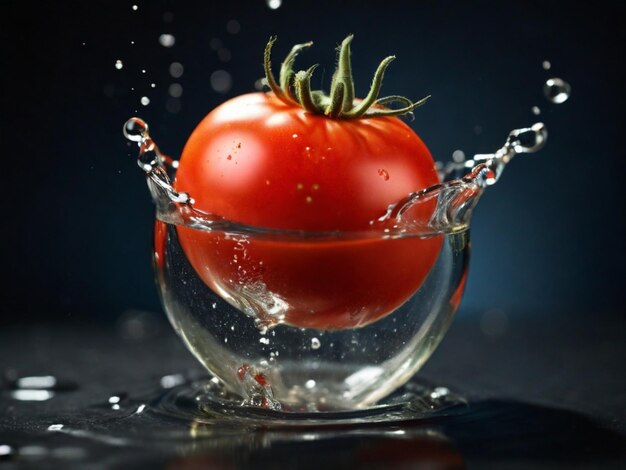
1;0;624;324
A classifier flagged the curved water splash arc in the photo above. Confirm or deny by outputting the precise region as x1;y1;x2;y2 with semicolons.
124;118;547;238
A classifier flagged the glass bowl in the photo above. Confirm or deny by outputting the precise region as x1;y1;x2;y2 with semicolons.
125;117;546;413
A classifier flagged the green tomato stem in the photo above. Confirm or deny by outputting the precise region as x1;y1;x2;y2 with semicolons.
263;35;430;120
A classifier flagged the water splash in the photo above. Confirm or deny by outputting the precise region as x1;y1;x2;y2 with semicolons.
125;118;546;333
237;364;282;411
124;118;547;239
544;78;571;104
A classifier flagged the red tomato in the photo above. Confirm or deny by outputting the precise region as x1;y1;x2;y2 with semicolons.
173;92;442;330
172;36;442;330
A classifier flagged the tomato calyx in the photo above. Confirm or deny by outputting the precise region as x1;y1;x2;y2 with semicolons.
264;35;431;119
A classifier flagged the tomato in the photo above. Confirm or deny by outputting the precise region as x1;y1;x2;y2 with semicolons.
173;36;442;330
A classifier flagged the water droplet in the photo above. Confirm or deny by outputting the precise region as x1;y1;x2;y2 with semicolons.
452;149;465;162
430;387;450;399
123;117;148;142
150;83;156;88
544;78;571;104
532;106;541;115
48;424;64;431
160;374;184;388
506;122;547;154
311;337;321;349
131;4;138;11
158;34;176;48
16;375;57;389
305;379;316;389
114;59;123;70
267;0;282;9
542;60;551;70
11;389;54;401
218;48;231;62
210;70;232;93
378;168;389;181
0;445;13;457
168;83;183;98
210;38;222;51
169;62;184;78
254;78;266;90
141;69;146;74
140;96;150;106
226;20;240;34
259;337;270;345
166;98;181;114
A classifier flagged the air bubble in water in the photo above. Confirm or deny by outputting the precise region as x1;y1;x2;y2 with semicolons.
123;118;148;142
532;106;541;115
544;78;571;104
140;96;150;106
267;0;282;9
542;60;551;70
158;34;176;48
311;337;321;349
114;60;123;70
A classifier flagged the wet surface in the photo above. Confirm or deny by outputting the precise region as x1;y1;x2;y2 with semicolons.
1;312;624;469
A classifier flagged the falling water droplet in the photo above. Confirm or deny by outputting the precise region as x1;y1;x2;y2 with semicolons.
267;0;282;9
305;379;316;389
311;337;321;349
531;106;541;115
123;118;148;142
544;78;571;104
114;59;123;70
169;62;184;78
158;34;176;47
452;150;465;162
210;70;232;93
140;96;150;106
226;20;241;34
506;122;547;154
542;60;551;70
168;83;183;98
132;5;138;11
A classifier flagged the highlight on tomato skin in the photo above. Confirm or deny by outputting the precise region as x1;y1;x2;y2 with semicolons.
171;36;444;330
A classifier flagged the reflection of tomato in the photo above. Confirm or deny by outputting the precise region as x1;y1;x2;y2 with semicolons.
173;37;442;330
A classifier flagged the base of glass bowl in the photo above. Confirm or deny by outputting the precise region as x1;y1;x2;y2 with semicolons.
154;375;467;428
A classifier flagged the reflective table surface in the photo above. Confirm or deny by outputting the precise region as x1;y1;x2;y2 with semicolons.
1;311;624;469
